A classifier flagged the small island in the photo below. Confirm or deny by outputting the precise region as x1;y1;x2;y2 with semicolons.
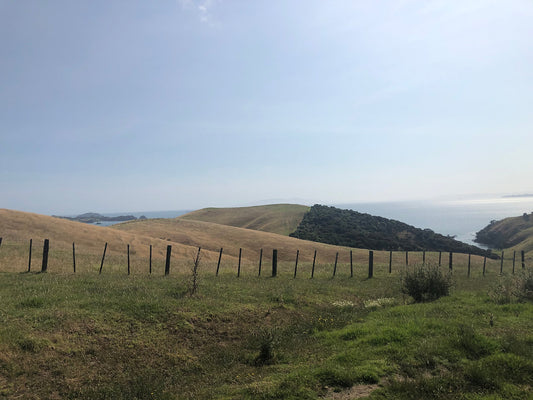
53;212;138;224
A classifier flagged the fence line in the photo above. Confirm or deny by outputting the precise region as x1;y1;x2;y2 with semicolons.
0;237;531;279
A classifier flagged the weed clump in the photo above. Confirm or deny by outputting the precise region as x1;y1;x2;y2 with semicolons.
401;264;452;302
251;327;279;366
489;268;533;304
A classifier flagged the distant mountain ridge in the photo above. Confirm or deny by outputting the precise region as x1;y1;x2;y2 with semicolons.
290;204;493;257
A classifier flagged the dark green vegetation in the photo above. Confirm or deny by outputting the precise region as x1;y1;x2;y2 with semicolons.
1;264;533;399
291;205;493;257
401;264;453;302
476;212;533;252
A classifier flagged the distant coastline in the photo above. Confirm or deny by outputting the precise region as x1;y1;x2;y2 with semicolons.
502;194;533;198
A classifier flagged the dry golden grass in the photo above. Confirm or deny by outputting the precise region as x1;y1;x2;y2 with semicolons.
0;208;496;276
113;217;494;273
115;217;362;262
179;203;310;235
0;209;227;274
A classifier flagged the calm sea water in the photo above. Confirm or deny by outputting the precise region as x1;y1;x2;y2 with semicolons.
337;197;533;247
91;197;533;247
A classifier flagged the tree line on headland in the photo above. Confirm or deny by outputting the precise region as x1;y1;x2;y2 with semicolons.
290;204;493;257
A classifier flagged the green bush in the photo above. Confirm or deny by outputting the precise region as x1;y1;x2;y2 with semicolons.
401;264;452;302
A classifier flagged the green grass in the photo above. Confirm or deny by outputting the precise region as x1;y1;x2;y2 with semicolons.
1;266;533;399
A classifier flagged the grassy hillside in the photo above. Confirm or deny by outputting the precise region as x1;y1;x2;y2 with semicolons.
179;204;310;236
0;209;226;274
476;213;533;253
0;267;532;399
114;217;371;265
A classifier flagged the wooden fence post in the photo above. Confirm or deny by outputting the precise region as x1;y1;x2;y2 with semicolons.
216;247;223;276
448;252;453;271
28;239;32;272
272;249;278;277
389;250;392;273
149;245;152;274
483;256;487;276
0;237;2;248
127;244;131;275
333;252;338;277
406;251;409;266
439;251;442;266
258;248;263;276
423;250;426;265
512;251;516;274
467;254;471;277
164;245;172;276
72;242;76;273
41;239;50;273
350;250;354;277
293;250;299;278
522;250;525;269
99;242;108;274
500;251;504;275
311;250;316;279
368;250;374;278
237;248;242;277
194;247;201;275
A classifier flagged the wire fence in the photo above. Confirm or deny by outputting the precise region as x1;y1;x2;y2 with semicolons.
1;236;531;280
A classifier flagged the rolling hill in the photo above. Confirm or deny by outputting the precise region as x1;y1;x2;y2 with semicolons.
0;209;226;273
178;204;309;235
112;217;369;264
1;206;491;276
0;208;387;275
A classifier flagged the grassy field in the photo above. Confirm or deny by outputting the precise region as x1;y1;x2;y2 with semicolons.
1;259;533;399
178;204;310;236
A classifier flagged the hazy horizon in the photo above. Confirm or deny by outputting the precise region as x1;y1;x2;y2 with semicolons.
19;191;533;217
2;1;533;214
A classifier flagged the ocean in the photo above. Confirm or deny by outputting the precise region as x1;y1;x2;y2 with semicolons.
91;196;533;248
337;196;533;247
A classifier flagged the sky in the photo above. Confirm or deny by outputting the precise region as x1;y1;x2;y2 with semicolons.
1;0;533;214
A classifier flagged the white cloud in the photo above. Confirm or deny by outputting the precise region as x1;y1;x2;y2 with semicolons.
178;0;218;23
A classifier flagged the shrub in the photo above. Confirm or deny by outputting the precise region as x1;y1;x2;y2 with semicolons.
401;264;452;302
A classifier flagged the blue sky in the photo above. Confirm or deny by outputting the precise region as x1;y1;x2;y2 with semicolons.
1;1;532;214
